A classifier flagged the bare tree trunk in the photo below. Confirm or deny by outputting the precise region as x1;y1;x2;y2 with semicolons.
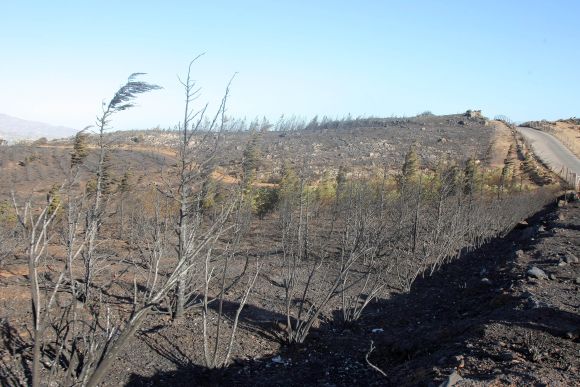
173;199;188;319
13;196;60;387
29;257;42;387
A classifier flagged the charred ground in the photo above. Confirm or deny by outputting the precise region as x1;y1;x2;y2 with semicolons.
0;111;576;387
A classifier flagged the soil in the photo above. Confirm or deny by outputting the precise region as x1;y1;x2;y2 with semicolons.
488;120;515;169
122;199;579;386
251;200;577;386
552;120;580;158
3;199;576;386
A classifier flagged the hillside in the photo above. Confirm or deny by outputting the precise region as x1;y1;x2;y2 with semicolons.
0;112;489;195
106;112;495;179
0;110;575;387
0;113;75;143
0;111;558;204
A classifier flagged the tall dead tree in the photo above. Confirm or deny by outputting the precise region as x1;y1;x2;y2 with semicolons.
161;56;236;319
12;193;61;387
82;74;161;302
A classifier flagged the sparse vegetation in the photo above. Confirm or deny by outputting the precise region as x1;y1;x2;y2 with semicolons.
0;70;575;387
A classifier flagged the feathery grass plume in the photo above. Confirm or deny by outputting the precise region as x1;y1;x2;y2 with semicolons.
107;73;162;113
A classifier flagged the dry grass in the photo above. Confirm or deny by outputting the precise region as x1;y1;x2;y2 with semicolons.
552;121;580;158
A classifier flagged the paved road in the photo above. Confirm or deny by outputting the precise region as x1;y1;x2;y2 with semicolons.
517;126;580;187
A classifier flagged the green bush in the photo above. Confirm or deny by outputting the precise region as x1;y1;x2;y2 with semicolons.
0;200;17;224
316;171;337;203
253;187;279;218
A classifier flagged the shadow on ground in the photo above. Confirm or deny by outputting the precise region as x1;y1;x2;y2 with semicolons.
125;201;580;386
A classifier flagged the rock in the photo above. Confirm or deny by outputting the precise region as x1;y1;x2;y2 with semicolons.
575;277;580;285
515;250;526;259
558;261;567;267
565;253;578;264
549;274;557;281
453;355;465;368
557;200;567;208
271;355;284;364
439;370;463;387
525;294;548;309
538;225;546;232
565;331;579;340
527;267;548;280
500;351;517;361
465;110;482;118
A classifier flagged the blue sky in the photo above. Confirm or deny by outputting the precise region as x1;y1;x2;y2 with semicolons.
1;1;578;130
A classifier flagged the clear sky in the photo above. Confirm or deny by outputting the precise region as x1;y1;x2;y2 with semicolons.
1;1;579;130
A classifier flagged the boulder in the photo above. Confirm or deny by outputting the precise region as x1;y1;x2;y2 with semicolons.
439;370;463;387
564;253;578;264
465;110;483;118
527;266;548;280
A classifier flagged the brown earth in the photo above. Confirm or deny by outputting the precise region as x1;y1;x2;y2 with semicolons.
552;120;580;158
488;120;515;169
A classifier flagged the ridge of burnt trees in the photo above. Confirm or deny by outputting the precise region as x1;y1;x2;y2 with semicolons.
274;149;554;343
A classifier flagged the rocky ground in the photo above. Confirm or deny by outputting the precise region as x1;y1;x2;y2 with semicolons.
1;199;578;387
115;198;579;386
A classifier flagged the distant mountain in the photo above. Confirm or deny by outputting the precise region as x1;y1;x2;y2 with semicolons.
0;113;76;143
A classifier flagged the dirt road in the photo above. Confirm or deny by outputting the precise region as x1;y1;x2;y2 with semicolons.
517;126;580;187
